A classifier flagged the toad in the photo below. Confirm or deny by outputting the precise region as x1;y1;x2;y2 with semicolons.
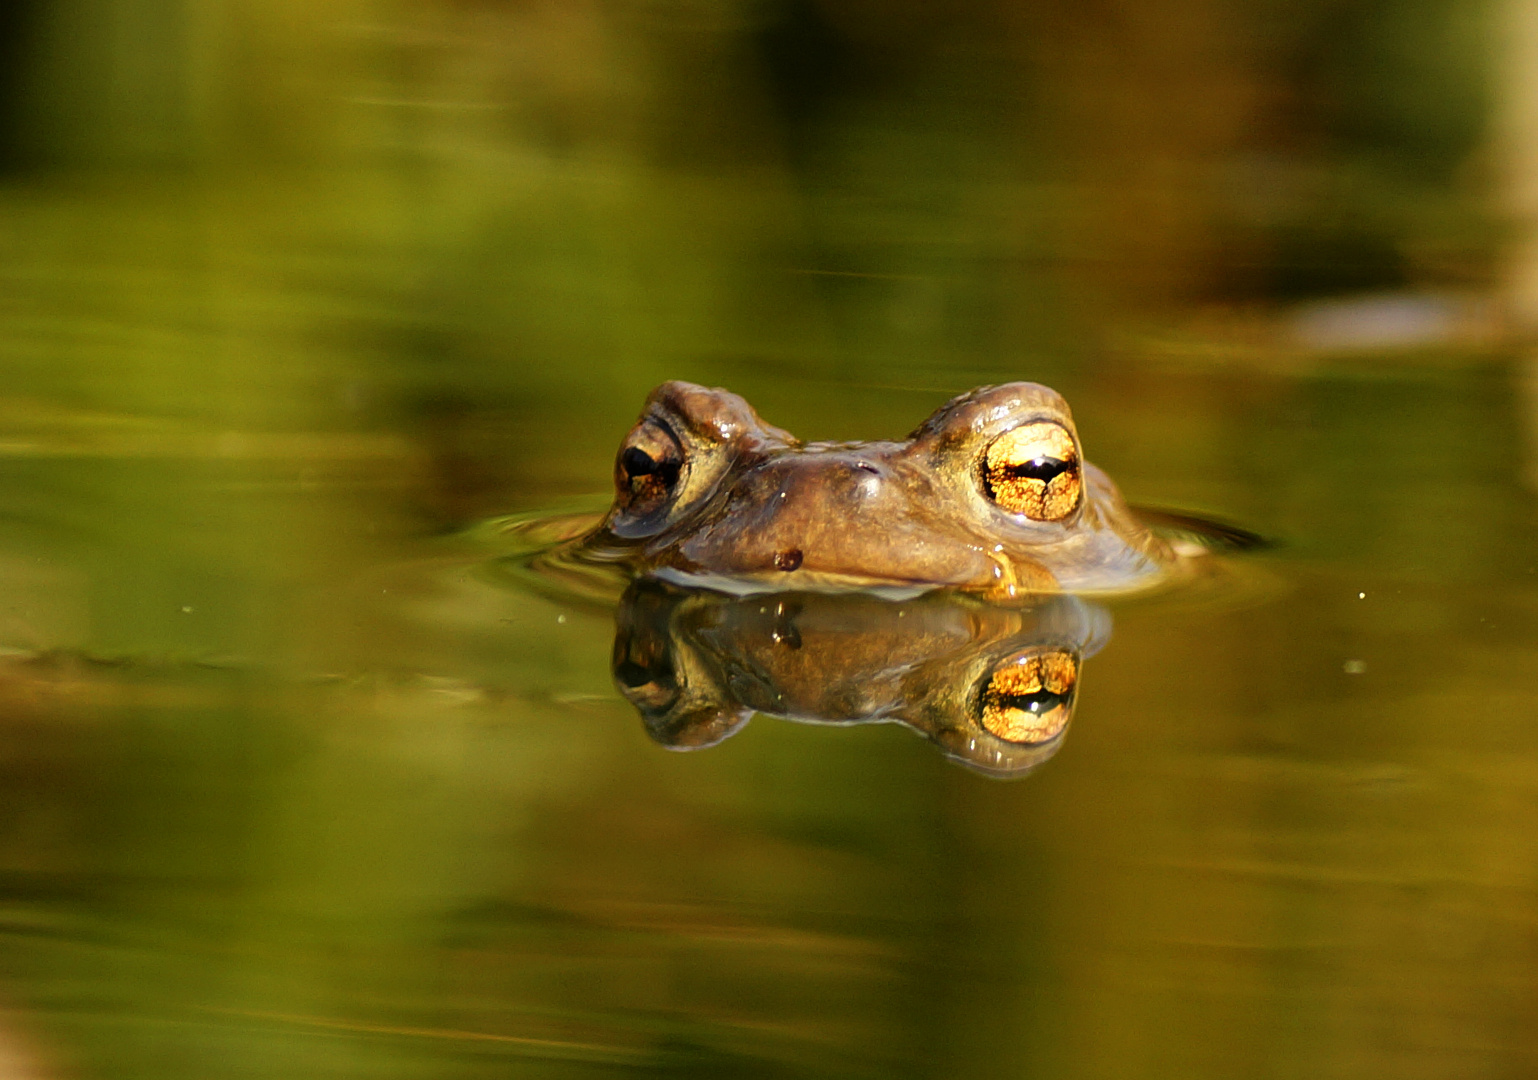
611;580;1112;777
582;380;1175;598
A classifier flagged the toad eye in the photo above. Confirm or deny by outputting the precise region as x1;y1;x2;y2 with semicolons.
612;630;681;715
981;422;1082;521
975;649;1078;744
615;421;684;517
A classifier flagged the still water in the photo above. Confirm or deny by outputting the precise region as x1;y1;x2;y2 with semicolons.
0;256;1534;1079
0;1;1535;1072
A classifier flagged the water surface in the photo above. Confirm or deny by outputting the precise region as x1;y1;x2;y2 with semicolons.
0;317;1532;1078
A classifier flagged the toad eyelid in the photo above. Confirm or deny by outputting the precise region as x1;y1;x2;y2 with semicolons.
646;415;682;445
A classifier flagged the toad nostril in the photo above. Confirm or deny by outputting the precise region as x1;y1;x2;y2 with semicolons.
773;548;803;571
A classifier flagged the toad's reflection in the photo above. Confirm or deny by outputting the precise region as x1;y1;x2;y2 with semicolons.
612;581;1112;778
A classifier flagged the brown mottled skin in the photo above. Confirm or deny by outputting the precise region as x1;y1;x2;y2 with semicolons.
585;381;1174;598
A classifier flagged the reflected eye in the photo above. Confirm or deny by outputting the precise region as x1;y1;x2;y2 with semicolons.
976;649;1078;744
611;622;682;714
982;422;1082;521
613;648;680;714
616;421;684;517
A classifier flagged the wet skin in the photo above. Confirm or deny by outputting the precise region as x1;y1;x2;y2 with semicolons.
612;580;1111;777
585;381;1174;598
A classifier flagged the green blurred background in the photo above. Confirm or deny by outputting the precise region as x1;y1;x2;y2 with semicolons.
0;1;1536;1078
0;0;1508;517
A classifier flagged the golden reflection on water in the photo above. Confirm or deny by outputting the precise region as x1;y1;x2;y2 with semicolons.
610;580;1108;776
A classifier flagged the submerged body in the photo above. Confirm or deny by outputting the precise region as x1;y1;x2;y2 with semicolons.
584;381;1175;598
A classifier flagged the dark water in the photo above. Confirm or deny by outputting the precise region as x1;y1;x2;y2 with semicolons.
1;1;1536;1077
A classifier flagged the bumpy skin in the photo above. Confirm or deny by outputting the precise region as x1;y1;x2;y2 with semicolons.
586;380;1173;597
611;581;1112;778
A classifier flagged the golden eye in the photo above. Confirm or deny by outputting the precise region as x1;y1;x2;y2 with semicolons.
977;649;1078;744
615;421;684;517
982;422;1082;521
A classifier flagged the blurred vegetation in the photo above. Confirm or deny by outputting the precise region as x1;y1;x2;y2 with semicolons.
0;0;1507;521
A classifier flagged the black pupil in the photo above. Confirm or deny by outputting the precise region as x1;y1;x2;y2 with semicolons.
996;688;1072;715
616;658;668;689
623;446;680;487
622;446;657;476
1006;456;1071;483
